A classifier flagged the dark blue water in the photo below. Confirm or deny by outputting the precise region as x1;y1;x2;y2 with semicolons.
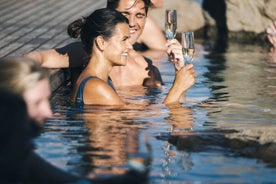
35;40;276;183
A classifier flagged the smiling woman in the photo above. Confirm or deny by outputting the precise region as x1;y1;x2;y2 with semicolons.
70;8;196;106
70;8;132;106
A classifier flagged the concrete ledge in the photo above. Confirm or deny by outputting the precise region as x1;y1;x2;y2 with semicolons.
49;69;70;93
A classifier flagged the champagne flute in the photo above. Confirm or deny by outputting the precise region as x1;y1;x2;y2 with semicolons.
165;9;177;39
181;32;195;65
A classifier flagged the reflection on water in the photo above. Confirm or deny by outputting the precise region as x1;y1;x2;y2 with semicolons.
35;40;276;183
202;42;276;128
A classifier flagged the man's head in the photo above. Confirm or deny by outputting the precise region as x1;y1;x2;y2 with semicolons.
107;0;151;44
107;0;151;14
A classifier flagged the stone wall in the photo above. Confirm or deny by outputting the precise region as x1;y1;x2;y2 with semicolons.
226;0;276;33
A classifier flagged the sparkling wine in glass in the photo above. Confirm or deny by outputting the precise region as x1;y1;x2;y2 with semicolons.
165;9;177;39
181;32;195;65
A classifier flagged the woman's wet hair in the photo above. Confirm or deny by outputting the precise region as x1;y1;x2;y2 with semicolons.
67;8;128;54
106;0;151;14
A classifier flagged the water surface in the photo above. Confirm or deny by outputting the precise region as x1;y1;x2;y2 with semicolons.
36;40;276;183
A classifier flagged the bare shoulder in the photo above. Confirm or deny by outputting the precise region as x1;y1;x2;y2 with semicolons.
83;77;123;105
85;77;110;91
138;17;167;51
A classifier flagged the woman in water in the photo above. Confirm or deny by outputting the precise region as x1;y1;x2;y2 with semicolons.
70;8;196;106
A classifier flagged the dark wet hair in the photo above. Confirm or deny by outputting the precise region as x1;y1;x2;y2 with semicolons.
67;8;128;54
106;0;151;14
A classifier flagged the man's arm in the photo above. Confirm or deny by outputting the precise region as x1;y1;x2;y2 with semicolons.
23;42;89;69
24;49;70;68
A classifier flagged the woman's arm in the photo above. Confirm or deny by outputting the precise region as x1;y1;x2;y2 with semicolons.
23;42;89;69
163;64;196;104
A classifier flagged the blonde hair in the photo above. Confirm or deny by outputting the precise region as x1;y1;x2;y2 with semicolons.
0;57;50;96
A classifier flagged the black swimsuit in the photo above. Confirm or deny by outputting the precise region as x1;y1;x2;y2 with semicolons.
75;76;115;105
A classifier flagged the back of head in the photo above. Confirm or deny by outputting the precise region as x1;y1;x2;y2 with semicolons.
67;8;129;54
0;90;30;148
0;90;33;182
0;57;50;97
106;0;151;14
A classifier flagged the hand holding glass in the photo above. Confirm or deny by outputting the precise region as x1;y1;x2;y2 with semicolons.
182;32;195;65
165;9;177;39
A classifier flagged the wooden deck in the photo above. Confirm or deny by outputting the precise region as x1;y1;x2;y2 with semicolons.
0;0;105;91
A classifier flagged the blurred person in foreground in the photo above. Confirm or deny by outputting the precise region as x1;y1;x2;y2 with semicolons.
0;57;150;184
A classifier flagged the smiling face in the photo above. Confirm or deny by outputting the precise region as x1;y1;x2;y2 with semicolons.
116;0;147;45
104;23;132;66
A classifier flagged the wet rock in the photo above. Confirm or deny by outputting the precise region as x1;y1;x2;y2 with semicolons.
226;0;276;33
225;127;276;144
168;128;276;167
200;0;275;43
